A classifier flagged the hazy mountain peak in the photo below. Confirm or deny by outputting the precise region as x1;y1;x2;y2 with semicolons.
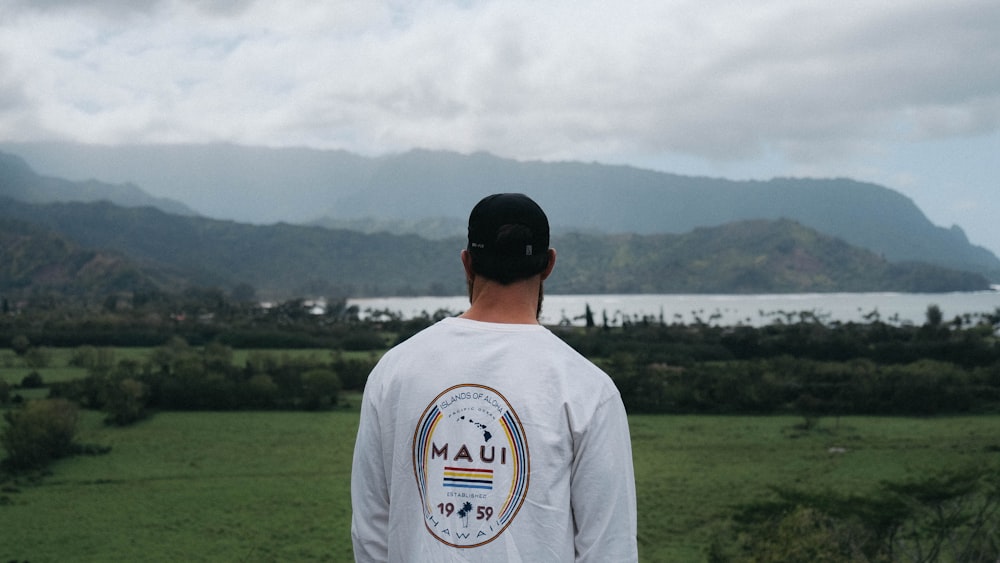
1;142;998;282
0;149;196;216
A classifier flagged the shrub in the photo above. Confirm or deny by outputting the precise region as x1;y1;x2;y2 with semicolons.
10;335;30;356
725;464;1000;562
301;369;341;410
69;346;116;373
1;399;79;472
331;356;376;391
23;347;51;368
103;378;149;426
20;371;44;389
246;374;279;408
69;345;99;368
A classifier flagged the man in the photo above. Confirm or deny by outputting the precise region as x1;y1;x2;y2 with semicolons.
351;193;638;562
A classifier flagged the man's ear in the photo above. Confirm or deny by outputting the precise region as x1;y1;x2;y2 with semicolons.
540;248;557;280
461;249;474;280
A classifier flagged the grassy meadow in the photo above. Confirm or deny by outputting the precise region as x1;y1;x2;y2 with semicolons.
2;407;359;562
4;394;1000;561
631;414;1000;560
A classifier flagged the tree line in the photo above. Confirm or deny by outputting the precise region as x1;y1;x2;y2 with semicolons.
3;299;1000;472
559;304;1000;417
1;339;377;473
5;299;1000;419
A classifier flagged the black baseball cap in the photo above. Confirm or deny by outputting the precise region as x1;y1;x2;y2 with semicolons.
467;193;550;284
468;193;549;257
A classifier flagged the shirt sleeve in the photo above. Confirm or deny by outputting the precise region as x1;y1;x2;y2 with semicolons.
570;393;639;562
351;386;390;563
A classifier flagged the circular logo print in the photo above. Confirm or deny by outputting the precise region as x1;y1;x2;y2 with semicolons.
412;384;530;548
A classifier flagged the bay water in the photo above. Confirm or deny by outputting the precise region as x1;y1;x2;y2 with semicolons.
349;289;1000;328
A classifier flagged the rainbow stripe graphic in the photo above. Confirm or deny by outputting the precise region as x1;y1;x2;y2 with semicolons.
496;410;528;525
413;405;443;511
443;466;494;489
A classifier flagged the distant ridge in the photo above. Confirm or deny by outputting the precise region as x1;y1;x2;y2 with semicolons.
0;151;196;216
321;149;1000;281
2;142;998;283
0;197;989;300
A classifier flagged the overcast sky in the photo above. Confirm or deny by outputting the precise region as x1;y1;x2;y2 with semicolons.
1;0;998;257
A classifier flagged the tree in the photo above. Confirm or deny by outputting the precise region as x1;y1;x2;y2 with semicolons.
925;304;944;328
0;379;10;404
20;371;44;389
1;399;79;472
246;374;279;408
69;346;116;373
202;341;233;373
103;378;148;426
300;369;341;410
10;334;30;356
23;346;51;368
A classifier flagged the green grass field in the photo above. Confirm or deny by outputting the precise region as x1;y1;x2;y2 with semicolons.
2;408;358;562
4;403;1000;562
1;348;87;383
632;414;1000;560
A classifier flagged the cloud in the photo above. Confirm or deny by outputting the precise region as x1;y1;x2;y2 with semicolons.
2;0;253;17
1;0;999;168
0;56;24;108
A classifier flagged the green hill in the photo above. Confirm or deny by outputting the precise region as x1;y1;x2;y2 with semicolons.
0;198;458;299
0;218;175;303
0;198;989;301
553;220;990;294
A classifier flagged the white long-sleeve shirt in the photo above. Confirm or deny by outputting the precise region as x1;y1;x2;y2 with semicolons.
351;317;638;562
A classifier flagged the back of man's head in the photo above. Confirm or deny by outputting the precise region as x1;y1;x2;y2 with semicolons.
467;193;550;285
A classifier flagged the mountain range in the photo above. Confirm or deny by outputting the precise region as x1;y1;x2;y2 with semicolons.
0;144;997;302
3;142;998;283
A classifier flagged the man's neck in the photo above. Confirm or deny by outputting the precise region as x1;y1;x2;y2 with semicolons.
460;277;542;324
